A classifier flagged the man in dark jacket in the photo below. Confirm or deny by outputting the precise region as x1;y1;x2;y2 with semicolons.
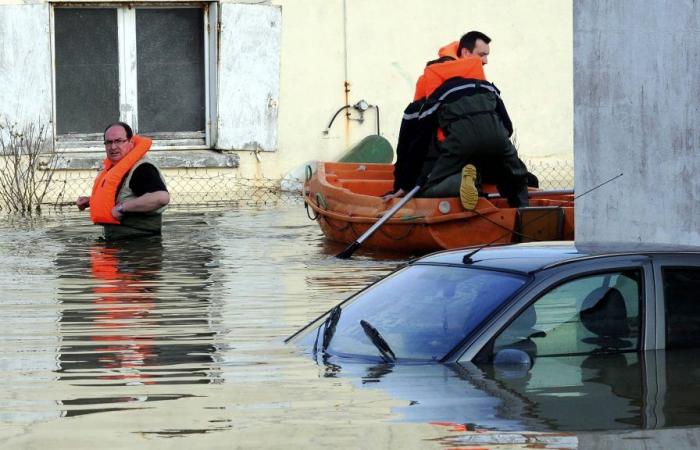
419;77;530;209
387;31;530;209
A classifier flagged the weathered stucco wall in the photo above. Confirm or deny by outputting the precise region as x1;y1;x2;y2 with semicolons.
574;1;700;244
0;4;53;131
0;0;573;190
239;0;573;180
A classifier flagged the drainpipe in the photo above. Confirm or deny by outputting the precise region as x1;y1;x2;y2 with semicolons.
342;0;350;147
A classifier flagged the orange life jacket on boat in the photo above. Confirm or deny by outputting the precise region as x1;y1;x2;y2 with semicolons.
89;135;152;225
437;41;459;59
422;56;486;101
413;42;459;100
413;42;486;101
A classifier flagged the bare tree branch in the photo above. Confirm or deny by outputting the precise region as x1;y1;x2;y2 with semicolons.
0;118;60;213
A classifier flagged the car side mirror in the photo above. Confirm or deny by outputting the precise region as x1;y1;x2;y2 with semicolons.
493;348;532;378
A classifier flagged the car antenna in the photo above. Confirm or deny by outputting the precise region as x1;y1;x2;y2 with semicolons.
462;172;624;264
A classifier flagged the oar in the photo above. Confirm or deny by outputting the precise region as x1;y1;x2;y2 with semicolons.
336;185;421;259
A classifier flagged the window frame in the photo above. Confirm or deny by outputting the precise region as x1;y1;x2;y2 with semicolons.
457;256;655;363
49;1;217;152
652;254;700;350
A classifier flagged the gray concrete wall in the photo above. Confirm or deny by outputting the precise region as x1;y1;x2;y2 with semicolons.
574;1;700;244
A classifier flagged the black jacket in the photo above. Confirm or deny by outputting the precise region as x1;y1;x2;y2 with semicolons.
392;77;513;192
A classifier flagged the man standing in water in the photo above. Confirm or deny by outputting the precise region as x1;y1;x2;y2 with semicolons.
76;122;170;240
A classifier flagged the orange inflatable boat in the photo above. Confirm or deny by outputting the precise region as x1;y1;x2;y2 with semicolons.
304;162;575;254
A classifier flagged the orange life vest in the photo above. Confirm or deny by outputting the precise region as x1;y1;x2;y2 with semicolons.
413;75;427;101
413;42;461;101
437;41;459;59
89;135;152;225
422;56;486;99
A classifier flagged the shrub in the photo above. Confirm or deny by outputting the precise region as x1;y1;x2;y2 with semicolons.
0;119;59;213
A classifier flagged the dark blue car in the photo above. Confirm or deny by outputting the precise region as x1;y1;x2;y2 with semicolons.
288;242;700;367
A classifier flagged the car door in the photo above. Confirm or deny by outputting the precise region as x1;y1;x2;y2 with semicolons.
456;255;656;363
651;254;700;351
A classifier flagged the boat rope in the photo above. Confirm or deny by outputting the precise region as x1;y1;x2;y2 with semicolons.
304;191;326;221
315;192;328;210
377;222;417;240
321;215;353;232
346;220;417;241
304;201;319;220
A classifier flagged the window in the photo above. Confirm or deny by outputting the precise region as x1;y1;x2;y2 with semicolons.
53;4;214;149
663;267;700;349
493;271;642;359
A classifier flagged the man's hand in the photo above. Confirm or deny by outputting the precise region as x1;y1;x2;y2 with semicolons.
381;189;405;202
111;203;124;220
76;196;90;211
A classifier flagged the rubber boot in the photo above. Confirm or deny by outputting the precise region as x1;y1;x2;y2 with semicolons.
460;164;479;210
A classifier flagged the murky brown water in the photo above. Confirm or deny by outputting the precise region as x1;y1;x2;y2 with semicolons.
2;206;700;449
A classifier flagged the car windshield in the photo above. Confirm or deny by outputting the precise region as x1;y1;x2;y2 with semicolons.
307;264;527;362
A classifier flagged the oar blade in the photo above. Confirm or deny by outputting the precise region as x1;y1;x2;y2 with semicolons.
336;241;361;259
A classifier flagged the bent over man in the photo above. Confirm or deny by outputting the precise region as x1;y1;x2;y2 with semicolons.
390;31;530;210
76;122;170;240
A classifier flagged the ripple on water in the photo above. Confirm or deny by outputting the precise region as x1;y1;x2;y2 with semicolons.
1;207;442;449
4;207;700;449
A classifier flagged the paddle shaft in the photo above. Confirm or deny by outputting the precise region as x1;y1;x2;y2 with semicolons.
335;185;421;259
485;189;574;200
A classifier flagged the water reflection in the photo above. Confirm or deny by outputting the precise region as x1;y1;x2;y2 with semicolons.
325;349;700;432
6;207;700;448
55;235;221;416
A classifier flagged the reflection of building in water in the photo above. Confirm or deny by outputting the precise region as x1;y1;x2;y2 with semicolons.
54;237;223;415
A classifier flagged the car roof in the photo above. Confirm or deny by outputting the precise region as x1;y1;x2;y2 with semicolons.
415;241;700;274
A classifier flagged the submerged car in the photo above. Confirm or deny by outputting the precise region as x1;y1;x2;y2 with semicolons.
287;242;700;366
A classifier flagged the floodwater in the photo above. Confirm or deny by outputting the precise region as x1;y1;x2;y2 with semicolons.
2;206;700;449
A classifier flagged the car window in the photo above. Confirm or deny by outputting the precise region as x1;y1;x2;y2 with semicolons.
318;265;527;361
493;270;642;358
663;267;700;349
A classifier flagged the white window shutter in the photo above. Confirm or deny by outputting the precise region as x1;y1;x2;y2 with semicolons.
217;3;281;152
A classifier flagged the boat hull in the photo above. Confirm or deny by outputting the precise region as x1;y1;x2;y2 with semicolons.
305;162;574;254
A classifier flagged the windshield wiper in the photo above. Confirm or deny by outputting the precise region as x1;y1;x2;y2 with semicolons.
319;306;342;353
360;320;396;363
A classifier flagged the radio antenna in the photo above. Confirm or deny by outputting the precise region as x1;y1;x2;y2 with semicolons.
573;172;623;200
462;172;624;264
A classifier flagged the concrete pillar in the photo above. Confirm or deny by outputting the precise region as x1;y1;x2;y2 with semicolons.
574;1;700;244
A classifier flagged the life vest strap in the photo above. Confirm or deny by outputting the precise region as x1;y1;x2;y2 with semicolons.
403;81;500;121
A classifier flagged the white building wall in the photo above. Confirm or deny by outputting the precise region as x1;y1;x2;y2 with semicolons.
0;4;53;132
241;0;573;181
574;1;700;244
0;0;573;185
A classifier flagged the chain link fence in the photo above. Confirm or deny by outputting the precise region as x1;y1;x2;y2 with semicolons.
526;159;574;190
4;159;573;211
43;167;303;209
